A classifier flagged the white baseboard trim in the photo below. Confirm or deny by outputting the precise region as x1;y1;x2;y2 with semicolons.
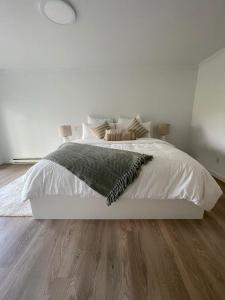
10;158;41;164
209;169;225;183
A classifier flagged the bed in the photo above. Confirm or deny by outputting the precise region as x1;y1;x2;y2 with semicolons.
22;138;222;219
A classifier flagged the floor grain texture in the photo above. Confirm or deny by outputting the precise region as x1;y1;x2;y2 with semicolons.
0;164;225;300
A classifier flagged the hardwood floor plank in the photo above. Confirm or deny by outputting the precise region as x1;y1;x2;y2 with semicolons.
0;219;41;268
139;221;190;300
0;164;225;299
0;220;67;300
0;164;32;188
159;220;225;300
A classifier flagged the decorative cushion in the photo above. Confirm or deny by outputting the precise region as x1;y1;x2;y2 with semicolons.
104;129;136;141
122;129;136;140
127;118;148;138
90;122;111;139
140;121;152;138
82;122;115;139
116;121;152;137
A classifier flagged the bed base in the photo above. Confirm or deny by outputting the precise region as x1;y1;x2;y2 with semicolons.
30;196;204;219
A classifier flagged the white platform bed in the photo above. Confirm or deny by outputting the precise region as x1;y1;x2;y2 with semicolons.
23;138;222;219
30;196;204;219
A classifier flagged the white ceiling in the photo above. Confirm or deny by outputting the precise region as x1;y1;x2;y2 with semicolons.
1;0;225;68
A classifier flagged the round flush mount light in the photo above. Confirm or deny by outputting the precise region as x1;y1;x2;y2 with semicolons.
39;0;77;25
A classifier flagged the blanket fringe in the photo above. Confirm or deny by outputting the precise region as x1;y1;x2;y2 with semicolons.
106;155;153;206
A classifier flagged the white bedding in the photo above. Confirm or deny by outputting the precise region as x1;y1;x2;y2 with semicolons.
22;138;222;211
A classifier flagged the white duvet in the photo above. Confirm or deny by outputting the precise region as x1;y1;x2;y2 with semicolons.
22;138;222;211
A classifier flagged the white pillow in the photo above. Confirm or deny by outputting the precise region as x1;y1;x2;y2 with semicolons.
116;120;152;138
82;122;115;139
141;121;153;138
117;115;142;124
87;115;114;124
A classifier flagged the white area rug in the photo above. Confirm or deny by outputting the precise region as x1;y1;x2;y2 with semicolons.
0;176;32;216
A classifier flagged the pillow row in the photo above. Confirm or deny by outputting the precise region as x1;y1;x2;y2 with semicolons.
82;118;151;140
87;115;152;137
91;122;138;141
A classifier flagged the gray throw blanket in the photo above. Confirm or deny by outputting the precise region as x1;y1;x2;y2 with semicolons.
45;143;153;205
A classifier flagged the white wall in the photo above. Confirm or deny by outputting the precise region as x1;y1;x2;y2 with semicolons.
0;138;5;164
0;66;197;161
0;144;5;164
0;82;8;164
0;136;7;164
189;48;225;180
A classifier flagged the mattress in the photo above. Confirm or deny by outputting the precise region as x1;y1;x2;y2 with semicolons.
22;138;222;211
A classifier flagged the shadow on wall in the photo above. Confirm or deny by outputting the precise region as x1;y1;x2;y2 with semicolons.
0;108;11;163
189;124;225;179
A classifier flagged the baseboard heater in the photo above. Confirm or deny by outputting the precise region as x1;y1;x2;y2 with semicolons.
10;158;41;164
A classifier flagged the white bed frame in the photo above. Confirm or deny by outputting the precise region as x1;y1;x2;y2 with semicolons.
30;196;204;219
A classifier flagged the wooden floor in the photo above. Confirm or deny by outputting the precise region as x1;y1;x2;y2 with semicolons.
0;165;225;300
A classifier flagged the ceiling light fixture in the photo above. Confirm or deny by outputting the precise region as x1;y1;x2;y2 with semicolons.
39;0;77;25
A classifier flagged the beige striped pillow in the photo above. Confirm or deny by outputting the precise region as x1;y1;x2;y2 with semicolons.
104;129;136;141
128;118;148;138
91;121;111;139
